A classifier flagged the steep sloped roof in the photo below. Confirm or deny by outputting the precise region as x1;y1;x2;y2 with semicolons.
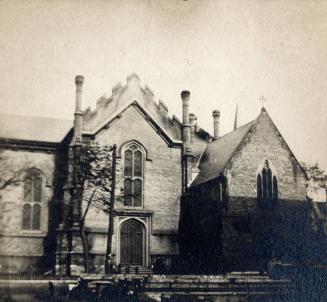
0;114;73;143
190;142;207;168
191;120;255;187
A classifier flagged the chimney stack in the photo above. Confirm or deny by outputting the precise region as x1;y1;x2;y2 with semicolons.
212;110;220;140
189;113;197;143
74;75;84;142
181;91;191;152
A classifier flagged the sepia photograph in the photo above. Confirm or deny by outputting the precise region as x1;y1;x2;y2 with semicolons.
0;0;326;301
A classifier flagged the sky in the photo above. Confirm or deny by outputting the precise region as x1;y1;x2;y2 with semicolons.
0;0;326;171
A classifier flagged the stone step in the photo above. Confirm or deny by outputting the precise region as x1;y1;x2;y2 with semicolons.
150;273;271;283
119;265;153;275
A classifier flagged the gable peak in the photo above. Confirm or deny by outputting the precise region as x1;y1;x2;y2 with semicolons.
127;72;141;84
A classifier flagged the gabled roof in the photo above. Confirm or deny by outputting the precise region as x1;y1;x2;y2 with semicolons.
190;142;207;168
191;107;308;187
0;114;73;144
82;73;184;144
0;74;211;148
82;73;211;146
191;120;255;187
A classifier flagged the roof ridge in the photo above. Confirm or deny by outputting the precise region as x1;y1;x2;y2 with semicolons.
191;118;256;187
0;113;73;143
0;113;72;122
210;119;255;143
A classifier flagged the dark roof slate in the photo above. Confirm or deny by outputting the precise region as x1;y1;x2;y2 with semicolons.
191;120;255;187
190;142;207;168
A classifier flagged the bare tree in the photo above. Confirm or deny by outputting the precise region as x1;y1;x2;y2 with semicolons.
72;142;116;273
0;149;27;191
0;149;28;225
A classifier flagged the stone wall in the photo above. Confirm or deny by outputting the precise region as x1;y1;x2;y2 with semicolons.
225;109;307;202
0;148;57;274
64;104;182;271
220;110;308;269
182;110;310;272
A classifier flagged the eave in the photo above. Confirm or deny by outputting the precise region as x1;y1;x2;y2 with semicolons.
82;101;183;148
0;137;59;152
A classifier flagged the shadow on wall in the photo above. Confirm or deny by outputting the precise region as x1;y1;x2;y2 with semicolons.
43;131;73;275
179;192;327;274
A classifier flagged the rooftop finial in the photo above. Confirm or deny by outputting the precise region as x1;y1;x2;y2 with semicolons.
234;104;238;130
127;73;141;83
259;95;267;109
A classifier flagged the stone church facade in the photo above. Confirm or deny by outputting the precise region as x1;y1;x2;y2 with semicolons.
0;74;324;275
180;108;323;273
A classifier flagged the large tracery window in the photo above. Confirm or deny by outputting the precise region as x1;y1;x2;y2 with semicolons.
123;143;144;207
23;170;43;230
257;160;278;209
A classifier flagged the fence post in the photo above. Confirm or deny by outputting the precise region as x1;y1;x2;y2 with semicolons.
105;145;117;274
9;255;13;281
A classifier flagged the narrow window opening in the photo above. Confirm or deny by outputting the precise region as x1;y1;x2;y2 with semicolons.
23;170;42;230
123;143;144;207
257;160;278;209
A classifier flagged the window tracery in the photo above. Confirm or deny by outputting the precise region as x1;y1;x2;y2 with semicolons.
123;143;144;207
257;160;278;208
23;169;43;230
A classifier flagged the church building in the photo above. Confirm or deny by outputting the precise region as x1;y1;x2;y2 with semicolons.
0;74;324;276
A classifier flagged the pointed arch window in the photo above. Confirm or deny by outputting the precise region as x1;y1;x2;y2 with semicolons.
23;170;43;230
257;160;278;209
123;143;144;207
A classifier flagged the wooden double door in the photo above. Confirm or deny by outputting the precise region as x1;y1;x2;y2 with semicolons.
120;219;145;265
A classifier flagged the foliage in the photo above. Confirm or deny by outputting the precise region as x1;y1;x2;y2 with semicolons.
74;142;114;219
302;161;325;179
302;161;326;202
71;142;115;273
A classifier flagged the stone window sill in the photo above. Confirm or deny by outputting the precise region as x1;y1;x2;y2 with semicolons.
1;231;47;238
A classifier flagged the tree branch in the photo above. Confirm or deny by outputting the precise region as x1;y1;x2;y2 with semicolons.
0;168;25;191
81;187;97;225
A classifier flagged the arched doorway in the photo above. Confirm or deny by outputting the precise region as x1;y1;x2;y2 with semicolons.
120;219;145;265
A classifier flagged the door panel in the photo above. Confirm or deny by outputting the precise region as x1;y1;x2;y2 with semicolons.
120;219;144;265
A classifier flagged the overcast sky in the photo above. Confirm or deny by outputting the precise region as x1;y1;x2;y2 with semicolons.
0;0;326;171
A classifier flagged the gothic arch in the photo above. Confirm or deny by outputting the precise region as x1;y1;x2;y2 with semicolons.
22;168;47;231
119;140;149;159
117;218;148;266
256;159;279;208
121;141;146;207
255;158;278;181
23;167;51;187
